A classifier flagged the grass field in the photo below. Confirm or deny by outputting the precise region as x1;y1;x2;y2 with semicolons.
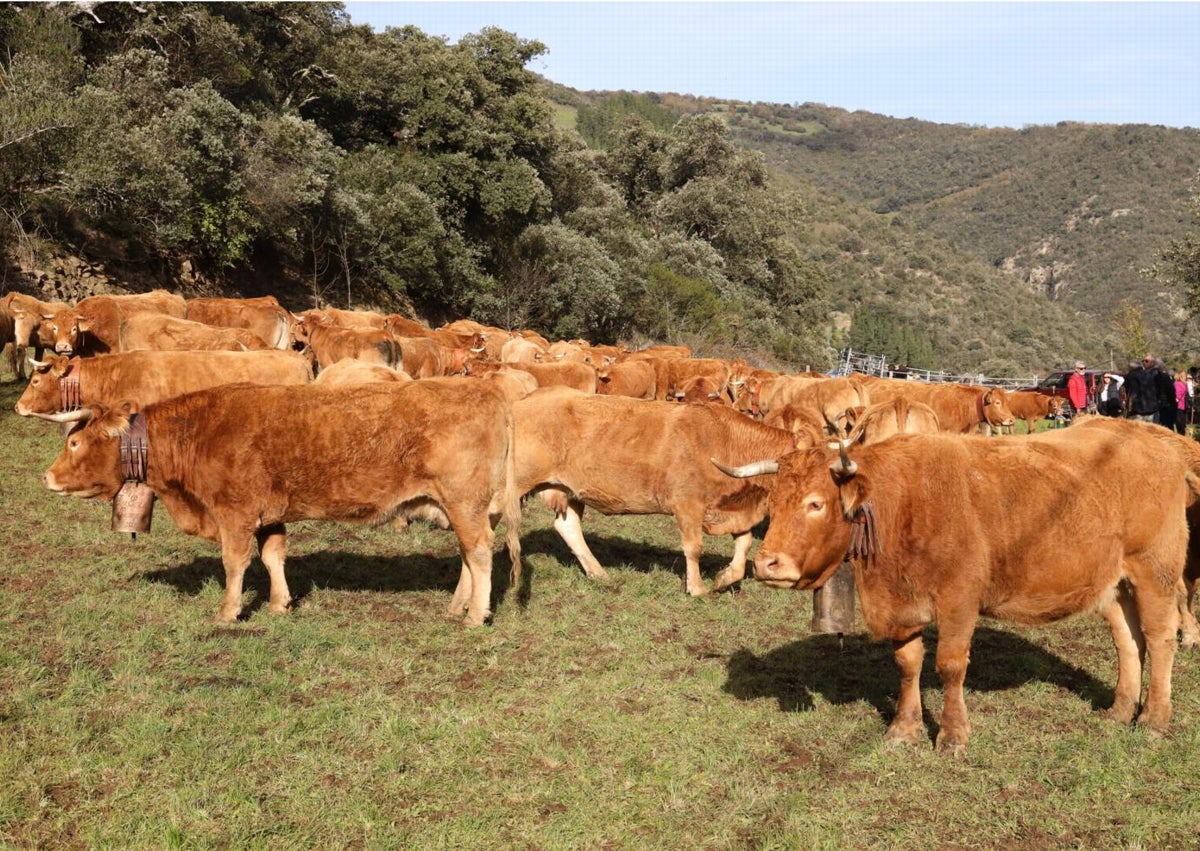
3;378;1200;849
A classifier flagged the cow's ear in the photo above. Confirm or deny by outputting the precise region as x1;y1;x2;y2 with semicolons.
836;475;869;521
76;314;93;332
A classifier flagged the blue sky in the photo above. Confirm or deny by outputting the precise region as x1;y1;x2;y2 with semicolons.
342;2;1199;129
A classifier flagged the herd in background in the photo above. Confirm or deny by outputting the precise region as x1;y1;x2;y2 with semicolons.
8;287;1200;754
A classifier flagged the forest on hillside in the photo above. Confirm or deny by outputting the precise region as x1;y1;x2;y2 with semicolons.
0;2;828;366
2;2;1197;374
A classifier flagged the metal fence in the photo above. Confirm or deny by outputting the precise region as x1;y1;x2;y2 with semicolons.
833;348;1039;390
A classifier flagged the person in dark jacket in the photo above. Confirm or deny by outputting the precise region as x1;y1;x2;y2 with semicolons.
1157;358;1179;430
1124;354;1161;423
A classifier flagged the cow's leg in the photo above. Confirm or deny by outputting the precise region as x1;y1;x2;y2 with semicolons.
1132;577;1177;733
547;494;609;580
675;511;708;596
1101;584;1144;724
7;342;21;381
449;514;495;627
933;613;977;755
216;527;256;623
1176;578;1199;648
885;632;926;746
255;523;291;615
712;531;754;592
447;561;472;620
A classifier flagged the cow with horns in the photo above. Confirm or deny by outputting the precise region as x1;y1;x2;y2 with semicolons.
715;416;1200;753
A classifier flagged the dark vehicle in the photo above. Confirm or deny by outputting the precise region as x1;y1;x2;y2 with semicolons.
1023;369;1108;416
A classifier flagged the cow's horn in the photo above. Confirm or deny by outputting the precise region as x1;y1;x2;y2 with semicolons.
711;457;778;478
28;357;48;369
29;407;95;424
830;443;858;477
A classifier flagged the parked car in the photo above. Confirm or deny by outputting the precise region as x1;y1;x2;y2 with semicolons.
1022;369;1109;415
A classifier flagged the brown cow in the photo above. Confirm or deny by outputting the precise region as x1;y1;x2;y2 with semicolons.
727;360;780;405
48;290;187;356
15;350;313;419
293;318;401;371
42;380;521;626
500;337;547;364
118;313;273;352
623;344;692;361
595;357;656;400
1177;503;1200;649
757;376;871;424
512;388;799;596
508;361;597;393
2;292;70;376
673;374;730;404
720;417;1200;753
863;378;1016;434
1003;390;1065;435
383;313;432;339
185;296;293;349
393;336;470;378
836;397;942;444
732;373;824;418
296;306;388;329
311;360;412;386
643;357;730;402
0;310;17;381
534;341;593;365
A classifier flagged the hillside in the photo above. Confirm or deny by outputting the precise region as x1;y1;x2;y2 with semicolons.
694;98;1200;365
560;87;1200;369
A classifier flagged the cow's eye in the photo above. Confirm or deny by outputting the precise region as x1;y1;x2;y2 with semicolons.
806;499;824;513
68;438;80;451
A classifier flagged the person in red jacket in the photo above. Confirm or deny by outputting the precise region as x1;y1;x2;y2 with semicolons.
1067;361;1091;416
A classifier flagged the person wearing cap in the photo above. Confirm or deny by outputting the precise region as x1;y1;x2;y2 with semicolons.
1124;354;1161;423
1066;361;1091;416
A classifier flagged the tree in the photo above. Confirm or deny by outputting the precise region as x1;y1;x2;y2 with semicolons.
1110;299;1149;363
576;91;675;150
639;263;731;343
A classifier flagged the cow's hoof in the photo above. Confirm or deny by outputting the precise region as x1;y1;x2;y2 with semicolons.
882;725;923;749
1136;707;1170;735
935;730;969;757
1100;700;1137;726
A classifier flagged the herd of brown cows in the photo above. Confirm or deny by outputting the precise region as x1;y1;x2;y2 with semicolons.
7;289;1200;753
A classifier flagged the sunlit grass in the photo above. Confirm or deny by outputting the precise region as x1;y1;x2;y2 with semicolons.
3;380;1200;849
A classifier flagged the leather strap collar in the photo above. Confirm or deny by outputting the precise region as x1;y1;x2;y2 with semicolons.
847;501;881;561
119;413;148;483
59;366;81;412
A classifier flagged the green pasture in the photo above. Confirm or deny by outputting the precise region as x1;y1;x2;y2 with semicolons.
2;379;1199;849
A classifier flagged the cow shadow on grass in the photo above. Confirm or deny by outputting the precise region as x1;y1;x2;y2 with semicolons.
518;526;741;589
723;626;1114;739
140;520;725;619
145;548;500;620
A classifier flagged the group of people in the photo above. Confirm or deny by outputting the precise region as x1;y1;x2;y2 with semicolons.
1067;355;1195;434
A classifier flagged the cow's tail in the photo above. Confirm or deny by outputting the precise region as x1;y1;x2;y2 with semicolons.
501;405;524;589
